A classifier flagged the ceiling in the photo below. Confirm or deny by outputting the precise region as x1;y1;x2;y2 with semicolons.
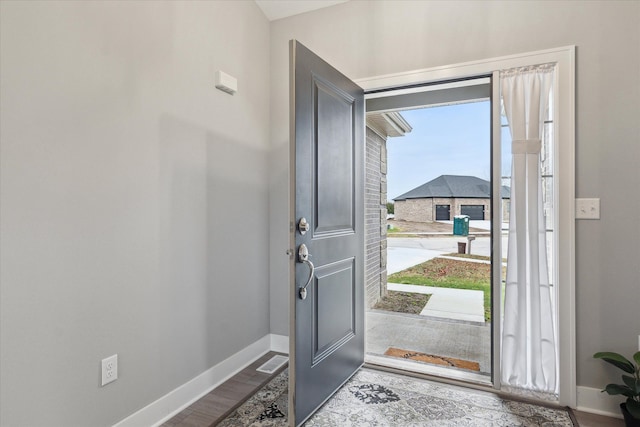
254;0;348;21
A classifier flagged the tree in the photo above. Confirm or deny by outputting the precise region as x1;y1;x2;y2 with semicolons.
386;202;394;214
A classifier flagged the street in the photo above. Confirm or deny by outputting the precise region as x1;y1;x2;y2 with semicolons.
387;235;508;274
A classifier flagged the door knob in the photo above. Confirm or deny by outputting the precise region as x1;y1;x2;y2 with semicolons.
297;244;314;300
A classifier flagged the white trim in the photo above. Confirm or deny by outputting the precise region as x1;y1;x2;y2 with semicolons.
554;46;577;409
384;112;413;134
270;334;290;354
355;46;575;91
365;77;491;99
490;70;502;390
366;355;491;386
365;112;412;139
357;46;576;408
576;386;624;419
365;121;387;140
113;334;287;427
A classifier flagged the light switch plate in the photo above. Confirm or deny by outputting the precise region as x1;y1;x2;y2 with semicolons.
575;198;600;219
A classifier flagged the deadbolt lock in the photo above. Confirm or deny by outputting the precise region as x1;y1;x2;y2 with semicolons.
298;217;310;235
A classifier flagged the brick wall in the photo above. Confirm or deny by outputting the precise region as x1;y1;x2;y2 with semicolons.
365;128;387;308
394;198;434;222
395;197;500;221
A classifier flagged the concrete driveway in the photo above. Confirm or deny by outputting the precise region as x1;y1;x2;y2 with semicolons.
387;235;506;274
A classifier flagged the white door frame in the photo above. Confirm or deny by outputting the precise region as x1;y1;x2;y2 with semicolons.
356;45;576;407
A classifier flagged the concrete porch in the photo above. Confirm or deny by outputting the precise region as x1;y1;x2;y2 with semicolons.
365;307;492;382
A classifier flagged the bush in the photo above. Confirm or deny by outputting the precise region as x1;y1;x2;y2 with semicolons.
386;202;394;214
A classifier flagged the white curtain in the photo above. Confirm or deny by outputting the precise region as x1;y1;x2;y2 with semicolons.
501;64;557;394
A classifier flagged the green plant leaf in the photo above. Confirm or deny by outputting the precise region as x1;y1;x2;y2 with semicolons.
634;351;640;369
594;352;635;374
603;384;635;397
622;375;640;394
627;398;640;420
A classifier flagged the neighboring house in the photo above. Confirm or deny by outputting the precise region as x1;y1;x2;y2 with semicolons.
393;175;510;222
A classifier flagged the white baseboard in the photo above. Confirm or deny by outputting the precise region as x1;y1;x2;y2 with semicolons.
115;337;625;426
270;334;289;354
113;334;289;427
115;339;624;425
576;386;623;419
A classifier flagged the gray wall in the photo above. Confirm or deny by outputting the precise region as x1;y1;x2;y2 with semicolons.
0;1;270;426
269;0;640;390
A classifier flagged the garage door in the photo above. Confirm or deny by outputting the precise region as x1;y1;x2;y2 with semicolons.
435;205;450;220
461;205;484;220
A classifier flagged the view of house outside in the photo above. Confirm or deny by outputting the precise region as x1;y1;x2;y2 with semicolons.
367;101;498;381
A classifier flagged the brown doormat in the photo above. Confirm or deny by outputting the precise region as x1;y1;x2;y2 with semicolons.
384;347;480;372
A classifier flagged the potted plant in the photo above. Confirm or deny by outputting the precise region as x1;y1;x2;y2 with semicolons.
593;351;640;426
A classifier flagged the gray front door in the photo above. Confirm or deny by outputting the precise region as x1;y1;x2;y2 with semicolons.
289;40;364;426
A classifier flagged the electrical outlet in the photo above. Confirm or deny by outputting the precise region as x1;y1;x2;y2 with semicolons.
101;354;118;386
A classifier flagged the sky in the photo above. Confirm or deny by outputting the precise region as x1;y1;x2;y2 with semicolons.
386;101;511;201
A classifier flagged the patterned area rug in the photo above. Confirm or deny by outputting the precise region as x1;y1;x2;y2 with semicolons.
218;368;575;426
383;347;480;372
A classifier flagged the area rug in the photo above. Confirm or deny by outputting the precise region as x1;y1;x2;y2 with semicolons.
217;368;575;426
383;347;480;372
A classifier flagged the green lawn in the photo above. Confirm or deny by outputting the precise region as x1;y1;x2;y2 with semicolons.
387;225;404;234
388;257;495;322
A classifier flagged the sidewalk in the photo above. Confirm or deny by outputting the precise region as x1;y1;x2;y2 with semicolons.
388;283;485;323
386;247;444;274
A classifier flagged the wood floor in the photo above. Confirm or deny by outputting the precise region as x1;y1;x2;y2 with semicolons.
163;351;625;426
572;411;625;427
162;351;287;427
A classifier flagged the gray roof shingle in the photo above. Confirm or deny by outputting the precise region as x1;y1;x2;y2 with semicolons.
394;175;511;201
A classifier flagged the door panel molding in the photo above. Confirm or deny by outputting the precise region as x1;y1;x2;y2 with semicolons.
313;258;356;364
312;74;356;236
